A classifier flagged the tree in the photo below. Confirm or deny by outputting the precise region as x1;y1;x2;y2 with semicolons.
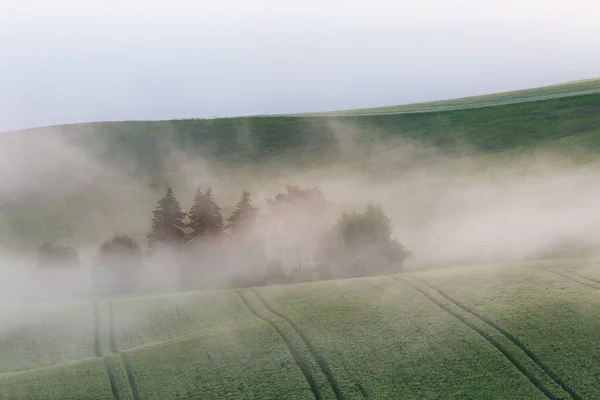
93;233;142;295
226;190;260;234
315;204;410;279
265;185;332;273
187;187;223;242
36;243;80;269
147;188;187;248
181;187;225;290
224;190;265;280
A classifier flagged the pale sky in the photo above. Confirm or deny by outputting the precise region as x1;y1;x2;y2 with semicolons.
1;0;599;131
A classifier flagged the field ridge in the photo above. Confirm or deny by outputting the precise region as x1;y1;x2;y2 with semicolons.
251;288;346;400
412;277;581;400
398;277;572;399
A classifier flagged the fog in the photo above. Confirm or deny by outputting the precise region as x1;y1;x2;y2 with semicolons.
1;119;600;308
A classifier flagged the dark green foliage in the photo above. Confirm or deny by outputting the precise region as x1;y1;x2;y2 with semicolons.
316;204;410;279
181;188;225;290
146;188;187;248
187;187;224;242
94;233;142;295
36;243;80;269
226;190;260;234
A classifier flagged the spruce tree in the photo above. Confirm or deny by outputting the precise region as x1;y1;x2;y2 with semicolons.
227;190;259;234
204;187;224;236
187;188;207;240
187;187;224;241
147;188;187;248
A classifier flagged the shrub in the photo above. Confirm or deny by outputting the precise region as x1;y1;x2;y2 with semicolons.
93;233;142;295
315;204;410;279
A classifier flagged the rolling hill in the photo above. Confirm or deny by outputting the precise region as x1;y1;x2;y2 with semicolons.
2;79;600;248
8;78;600;175
3;79;600;398
2;260;600;399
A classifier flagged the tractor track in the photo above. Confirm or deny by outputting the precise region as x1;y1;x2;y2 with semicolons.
107;302;141;400
93;300;119;400
235;290;322;400
397;277;578;400
533;266;600;291
250;289;344;400
413;278;581;400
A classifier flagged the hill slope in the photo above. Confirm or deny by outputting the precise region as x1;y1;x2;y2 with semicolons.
2;78;600;247
8;78;600;174
2;260;600;399
287;78;600;116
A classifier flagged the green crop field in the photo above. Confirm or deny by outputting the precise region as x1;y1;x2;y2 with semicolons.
3;78;600;247
3;79;600;398
287;78;600;116
2;260;600;399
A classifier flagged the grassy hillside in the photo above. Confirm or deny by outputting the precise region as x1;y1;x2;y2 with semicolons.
2;79;599;246
288;78;600;116
9;79;600;180
2;260;600;398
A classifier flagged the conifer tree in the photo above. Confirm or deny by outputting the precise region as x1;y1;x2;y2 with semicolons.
147;188;187;248
187;187;224;241
226;190;259;234
204;187;224;236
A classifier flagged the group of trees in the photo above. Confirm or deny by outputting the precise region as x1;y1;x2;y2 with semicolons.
36;185;411;296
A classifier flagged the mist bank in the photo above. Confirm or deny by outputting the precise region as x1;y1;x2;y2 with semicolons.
1;96;600;302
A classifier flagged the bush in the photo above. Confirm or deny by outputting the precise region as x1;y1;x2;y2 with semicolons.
93;233;142;295
315;204;410;279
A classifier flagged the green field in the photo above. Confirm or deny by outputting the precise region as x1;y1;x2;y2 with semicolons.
3;260;600;399
3;80;600;398
287;78;600;116
3;78;600;247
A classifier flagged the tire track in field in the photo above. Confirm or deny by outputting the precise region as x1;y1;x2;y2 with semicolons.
413;278;581;400
533;266;600;291
236;291;321;400
250;289;344;400
108;302;141;400
93;300;120;400
93;300;102;357
571;271;600;286
397;278;568;400
103;358;121;400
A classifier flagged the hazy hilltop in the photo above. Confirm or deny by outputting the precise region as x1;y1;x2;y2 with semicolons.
1;78;600;258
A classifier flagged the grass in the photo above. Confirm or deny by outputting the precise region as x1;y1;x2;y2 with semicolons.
0;301;95;373
414;263;600;398
0;358;116;400
4;260;600;398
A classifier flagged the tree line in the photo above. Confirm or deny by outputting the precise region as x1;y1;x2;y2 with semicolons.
36;185;411;296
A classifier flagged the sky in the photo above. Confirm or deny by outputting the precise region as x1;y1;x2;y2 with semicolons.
1;0;599;132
